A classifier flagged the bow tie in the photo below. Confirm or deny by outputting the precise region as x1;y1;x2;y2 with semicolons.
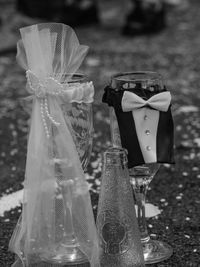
122;91;171;112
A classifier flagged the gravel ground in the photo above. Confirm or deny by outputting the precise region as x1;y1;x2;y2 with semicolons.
0;0;200;266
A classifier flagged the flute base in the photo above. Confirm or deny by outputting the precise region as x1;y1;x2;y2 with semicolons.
143;239;173;264
40;242;89;265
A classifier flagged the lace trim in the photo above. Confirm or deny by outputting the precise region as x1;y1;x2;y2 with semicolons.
26;70;94;138
26;70;94;103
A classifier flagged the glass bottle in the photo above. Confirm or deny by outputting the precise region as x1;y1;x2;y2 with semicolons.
97;147;145;267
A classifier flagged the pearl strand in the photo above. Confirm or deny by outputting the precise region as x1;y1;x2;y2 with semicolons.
26;71;35;93
44;97;60;126
40;99;50;138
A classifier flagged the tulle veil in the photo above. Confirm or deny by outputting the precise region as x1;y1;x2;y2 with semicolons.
9;23;100;267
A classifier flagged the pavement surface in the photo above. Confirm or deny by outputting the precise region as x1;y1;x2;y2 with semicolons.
0;0;200;266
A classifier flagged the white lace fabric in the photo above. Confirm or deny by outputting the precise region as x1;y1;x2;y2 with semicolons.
9;23;100;267
26;70;94;102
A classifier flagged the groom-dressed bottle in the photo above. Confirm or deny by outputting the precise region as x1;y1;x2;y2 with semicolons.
97;147;145;267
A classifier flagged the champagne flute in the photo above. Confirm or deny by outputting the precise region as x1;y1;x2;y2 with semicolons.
41;74;93;265
109;71;173;264
129;164;173;264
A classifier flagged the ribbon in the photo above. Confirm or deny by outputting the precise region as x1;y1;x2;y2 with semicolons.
122;91;171;112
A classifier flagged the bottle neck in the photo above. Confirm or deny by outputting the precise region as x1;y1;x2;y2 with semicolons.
103;147;128;167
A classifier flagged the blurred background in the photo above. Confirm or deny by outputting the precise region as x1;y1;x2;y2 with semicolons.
1;0;200;266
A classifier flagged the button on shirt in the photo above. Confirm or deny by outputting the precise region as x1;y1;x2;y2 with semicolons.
132;107;159;163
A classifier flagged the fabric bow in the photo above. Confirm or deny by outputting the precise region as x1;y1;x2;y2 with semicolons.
122;91;171;112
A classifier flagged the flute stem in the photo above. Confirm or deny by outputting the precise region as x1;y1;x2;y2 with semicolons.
134;187;150;243
61;181;77;245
